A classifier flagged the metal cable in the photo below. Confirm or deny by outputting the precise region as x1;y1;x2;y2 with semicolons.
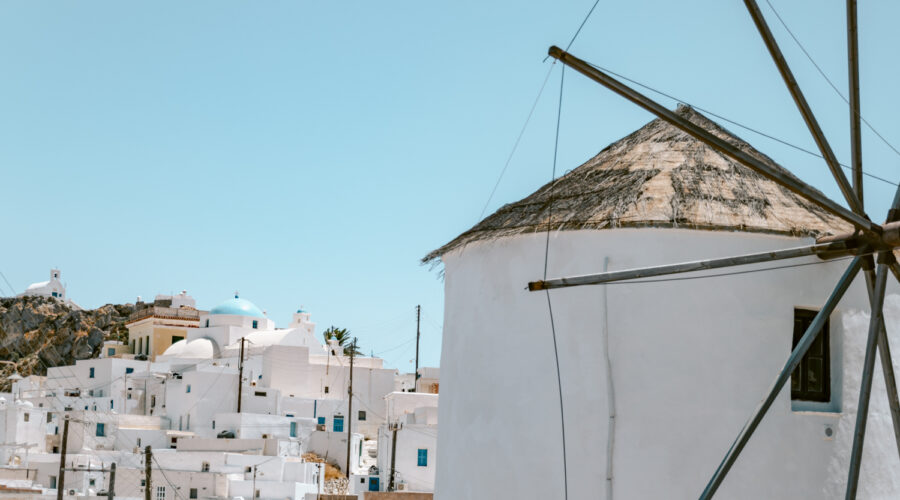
581;59;898;187
763;0;900;161
479;64;556;220
543;64;569;500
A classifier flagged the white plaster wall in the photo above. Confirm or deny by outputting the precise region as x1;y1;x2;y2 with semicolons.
435;228;900;500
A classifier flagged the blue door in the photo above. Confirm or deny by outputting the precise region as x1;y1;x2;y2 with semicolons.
369;477;380;492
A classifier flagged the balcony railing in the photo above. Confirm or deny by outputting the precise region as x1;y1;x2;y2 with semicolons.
128;306;200;323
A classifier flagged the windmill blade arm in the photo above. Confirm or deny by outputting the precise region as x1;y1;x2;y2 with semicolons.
528;239;860;291
699;256;863;499
546;46;877;235
846;0;863;205
743;0;864;215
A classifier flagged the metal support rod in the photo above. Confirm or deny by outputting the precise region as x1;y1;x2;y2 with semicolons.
529;240;854;290
699;256;863;499
546;46;879;235
847;0;863;205
846;260;890;499
744;0;864;215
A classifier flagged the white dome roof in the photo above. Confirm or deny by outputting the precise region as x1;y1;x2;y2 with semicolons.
163;338;216;358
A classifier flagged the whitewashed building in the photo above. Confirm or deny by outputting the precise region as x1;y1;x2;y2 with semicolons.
427;106;900;499
18;269;78;308
376;391;437;493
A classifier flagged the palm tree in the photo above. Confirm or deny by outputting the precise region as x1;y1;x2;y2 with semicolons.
323;326;361;356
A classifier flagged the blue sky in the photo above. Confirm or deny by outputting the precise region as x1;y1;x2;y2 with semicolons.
3;0;900;372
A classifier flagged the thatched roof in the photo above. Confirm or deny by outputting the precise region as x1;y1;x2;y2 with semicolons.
424;105;853;264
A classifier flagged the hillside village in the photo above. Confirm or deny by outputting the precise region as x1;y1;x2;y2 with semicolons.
0;273;438;499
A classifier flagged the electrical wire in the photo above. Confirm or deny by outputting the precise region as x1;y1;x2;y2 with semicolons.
479;63;557;221
151;454;188;500
542;64;569;500
0;270;15;297
580;59;899;188
481;0;602;221
565;0;601;52
763;0;900;161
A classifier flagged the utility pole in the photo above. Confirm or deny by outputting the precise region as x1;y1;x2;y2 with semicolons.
56;416;69;500
414;305;421;392
252;465;257;499
107;462;116;500
144;446;152;500
237;337;246;413
345;337;357;479
388;427;397;491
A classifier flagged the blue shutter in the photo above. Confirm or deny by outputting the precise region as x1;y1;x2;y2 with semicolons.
290;422;297;437
417;449;428;467
333;416;344;433
89;367;95;378
317;417;325;425
96;423;105;437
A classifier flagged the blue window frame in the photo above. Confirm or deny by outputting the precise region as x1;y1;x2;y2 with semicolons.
89;367;95;378
110;400;114;409
186;385;191;393
126;367;134;374
417;449;428;467
108;348;115;356
369;477;380;492
290;422;297;437
96;423;105;437
333;416;344;433
317;417;325;425
252;320;258;329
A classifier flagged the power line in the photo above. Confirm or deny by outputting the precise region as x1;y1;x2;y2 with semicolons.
565;0;601;52
0;270;15;297
581;59;899;188
479;63;557;220
763;0;900;161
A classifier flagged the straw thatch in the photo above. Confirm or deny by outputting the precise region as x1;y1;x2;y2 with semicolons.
423;105;853;264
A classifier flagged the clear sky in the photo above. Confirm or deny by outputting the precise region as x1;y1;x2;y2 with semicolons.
3;1;900;372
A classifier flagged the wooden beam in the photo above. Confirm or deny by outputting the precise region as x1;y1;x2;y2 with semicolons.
546;46;879;235
847;0;863;206
846;259;890;499
529;240;859;291
744;0;865;215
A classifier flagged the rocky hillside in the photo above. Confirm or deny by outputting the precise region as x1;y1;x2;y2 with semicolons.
0;296;135;389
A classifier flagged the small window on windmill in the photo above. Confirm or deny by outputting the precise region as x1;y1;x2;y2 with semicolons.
791;308;830;403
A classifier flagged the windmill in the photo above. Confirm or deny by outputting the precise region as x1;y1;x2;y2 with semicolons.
526;1;900;498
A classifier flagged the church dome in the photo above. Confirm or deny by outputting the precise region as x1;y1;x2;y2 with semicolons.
163;338;216;358
210;296;265;318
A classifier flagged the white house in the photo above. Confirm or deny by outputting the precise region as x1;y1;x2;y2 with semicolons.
426;106;900;499
376;392;438;493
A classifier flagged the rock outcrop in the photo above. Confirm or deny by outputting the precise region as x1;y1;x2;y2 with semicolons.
0;296;134;388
